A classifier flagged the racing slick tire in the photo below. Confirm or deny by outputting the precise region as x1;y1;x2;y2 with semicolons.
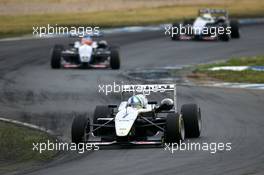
51;45;63;69
181;104;201;138
218;24;230;42
71;114;90;144
110;48;120;69
230;19;240;38
164;113;185;143
93;105;112;136
171;23;180;40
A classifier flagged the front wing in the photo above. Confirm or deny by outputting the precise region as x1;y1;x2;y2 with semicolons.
62;62;109;69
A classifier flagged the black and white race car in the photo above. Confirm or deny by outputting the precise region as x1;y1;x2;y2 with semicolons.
50;35;120;69
71;84;202;146
171;9;240;41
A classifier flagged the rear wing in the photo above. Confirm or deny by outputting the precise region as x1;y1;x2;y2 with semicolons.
120;84;178;112
199;8;229;17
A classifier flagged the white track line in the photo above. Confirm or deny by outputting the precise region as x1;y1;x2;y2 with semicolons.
0;116;54;135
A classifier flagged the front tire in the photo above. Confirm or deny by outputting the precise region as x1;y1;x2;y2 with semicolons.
51;45;64;69
181;104;201;138
164;113;185;143
93;106;112;136
110;48;120;69
230;19;240;38
171;23;180;40
71;115;90;144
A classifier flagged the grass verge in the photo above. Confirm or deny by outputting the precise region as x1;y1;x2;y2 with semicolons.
0;121;57;173
1;0;264;37
190;56;264;83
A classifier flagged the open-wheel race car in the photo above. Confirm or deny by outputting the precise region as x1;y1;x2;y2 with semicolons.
50;35;120;69
71;84;202;146
171;8;240;41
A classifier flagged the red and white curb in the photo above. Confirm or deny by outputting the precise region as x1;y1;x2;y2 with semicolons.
209;82;264;90
124;66;264;90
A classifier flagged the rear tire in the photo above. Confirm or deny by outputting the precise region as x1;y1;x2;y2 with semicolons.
218;23;231;42
181;104;201;138
230;19;240;38
71;115;90;144
93;106;112;136
164;113;185;143
110;48;120;69
171;23;180;40
51;45;64;69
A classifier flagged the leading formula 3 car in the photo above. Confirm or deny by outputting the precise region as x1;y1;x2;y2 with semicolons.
71;84;202;146
171;8;240;41
51;36;120;69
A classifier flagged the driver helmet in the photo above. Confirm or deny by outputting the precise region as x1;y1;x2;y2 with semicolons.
81;36;93;45
127;94;147;109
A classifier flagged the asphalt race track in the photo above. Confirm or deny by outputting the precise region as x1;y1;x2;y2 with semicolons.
1;24;264;175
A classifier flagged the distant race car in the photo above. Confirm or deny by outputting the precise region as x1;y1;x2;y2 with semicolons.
50;35;120;69
171;8;240;41
71;84;202;146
